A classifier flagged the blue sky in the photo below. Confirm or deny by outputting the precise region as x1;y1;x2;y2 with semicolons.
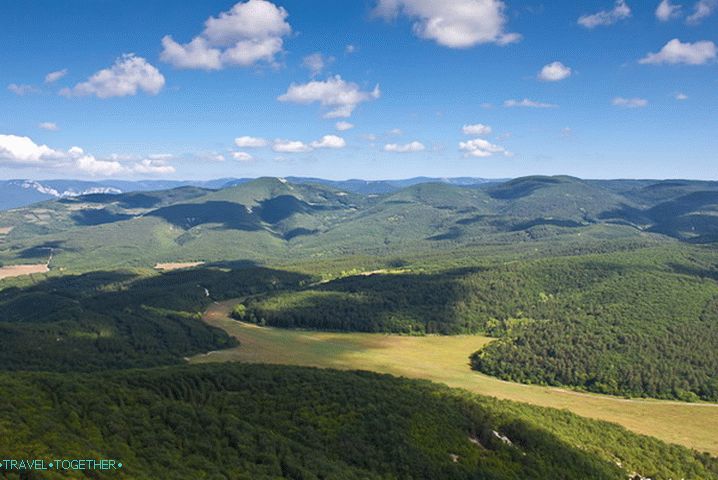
1;0;716;180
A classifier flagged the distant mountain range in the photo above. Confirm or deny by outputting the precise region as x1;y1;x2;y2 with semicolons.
1;175;717;272
0;177;503;211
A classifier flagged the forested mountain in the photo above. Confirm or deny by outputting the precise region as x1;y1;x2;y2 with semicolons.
0;176;499;211
1;364;716;480
1;175;717;272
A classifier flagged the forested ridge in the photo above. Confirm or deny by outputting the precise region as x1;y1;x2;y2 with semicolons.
236;245;718;401
0;266;309;371
1;364;715;480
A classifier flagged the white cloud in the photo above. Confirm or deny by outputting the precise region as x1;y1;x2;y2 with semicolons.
373;0;520;48
384;141;425;153
75;155;125;176
538;61;572;81
388;128;403;136
639;39;717;65
612;97;648;108
130;158;176;175
656;0;683;20
302;52;333;77
161;0;291;70
38;122;59;131
462;123;492;136
0;134;177;176
232;151;254;161
7;84;39;96
687;0;717;23
161;37;222;70
60;54;165;98
310;135;346;149
44;69;68;83
0;134;64;165
459;138;510;157
278;75;380;118
578;0;631;28
503;98;557;108
345;44;357;54
335;121;354;131
273;139;312;153
234;136;268;147
675;92;689;100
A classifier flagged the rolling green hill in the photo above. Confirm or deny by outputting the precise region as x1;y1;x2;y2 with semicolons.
1;175;717;272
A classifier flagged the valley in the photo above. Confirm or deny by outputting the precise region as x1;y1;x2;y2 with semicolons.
1;176;717;479
193;299;718;456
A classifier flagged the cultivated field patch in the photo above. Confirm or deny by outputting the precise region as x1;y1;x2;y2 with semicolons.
154;262;205;271
0;263;49;280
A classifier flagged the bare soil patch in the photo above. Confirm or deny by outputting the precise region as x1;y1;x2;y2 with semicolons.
155;262;205;271
0;264;49;280
0;227;14;235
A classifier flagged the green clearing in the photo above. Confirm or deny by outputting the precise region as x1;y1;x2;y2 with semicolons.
193;300;718;456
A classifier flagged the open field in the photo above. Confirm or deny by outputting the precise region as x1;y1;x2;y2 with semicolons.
154;262;205;271
193;299;718;456
0;263;48;280
0;226;13;235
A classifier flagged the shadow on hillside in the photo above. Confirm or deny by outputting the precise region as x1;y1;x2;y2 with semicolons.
147;201;262;231
243;266;488;335
16;241;67;259
71;209;133;226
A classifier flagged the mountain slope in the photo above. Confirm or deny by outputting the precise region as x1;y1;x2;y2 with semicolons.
2;364;715;480
1;176;717;271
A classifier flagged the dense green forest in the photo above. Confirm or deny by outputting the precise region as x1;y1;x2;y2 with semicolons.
237;245;718;401
0;266;309;371
2;175;718;271
1;364;715;480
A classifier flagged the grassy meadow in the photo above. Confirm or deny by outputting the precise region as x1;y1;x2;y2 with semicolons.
193;300;718;456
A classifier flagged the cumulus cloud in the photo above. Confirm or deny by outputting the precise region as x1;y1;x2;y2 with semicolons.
335;121;354;131
132;158;176;175
273;139;312;153
161;0;291;70
639;39;717;65
538;61;572;81
161;37;222;70
503;98;557;108
44;69;68;83
675;92;689;100
0;134;175;176
459;138;510;158
578;0;631;28
462;123;492;136
384;141;426;153
38;122;59;131
278;75;381;118
0;134;64;165
234;136;268;147
232;151;254;161
60;54;165;98
74;155;126;176
373;0;520;48
310;135;346;149
656;0;683;20
612;97;648;108
271;135;347;153
7;84;39;96
687;0;717;23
